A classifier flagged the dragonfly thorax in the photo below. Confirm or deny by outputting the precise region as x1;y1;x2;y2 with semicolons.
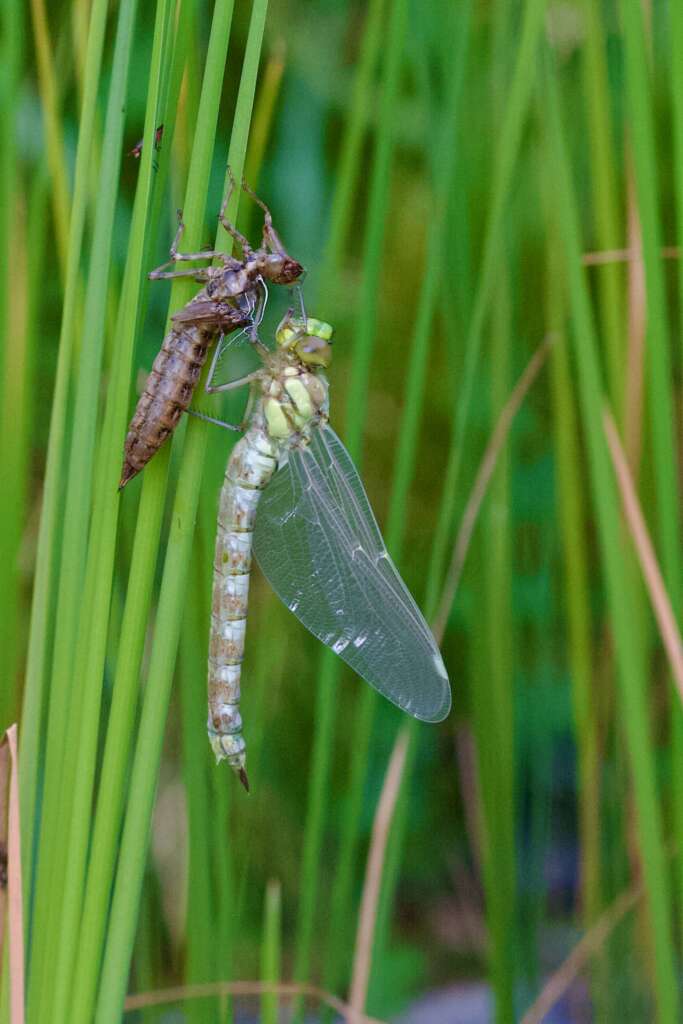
260;359;329;442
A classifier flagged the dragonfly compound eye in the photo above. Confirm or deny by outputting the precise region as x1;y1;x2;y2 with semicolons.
295;337;332;367
267;254;304;284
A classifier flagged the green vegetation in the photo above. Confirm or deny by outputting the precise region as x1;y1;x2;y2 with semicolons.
2;0;682;1019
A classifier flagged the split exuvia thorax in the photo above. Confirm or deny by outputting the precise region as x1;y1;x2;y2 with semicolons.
207;314;334;790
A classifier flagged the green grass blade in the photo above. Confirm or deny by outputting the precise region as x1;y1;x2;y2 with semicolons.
0;176;43;731
292;0;407;1002
261;879;282;1024
581;0;624;415
179;549;220;1024
545;226;602;924
621;0;683;954
316;0;386;299
0;1;31;734
619;0;682;601
67;0;230;1014
542;50;678;1020
368;5;548;1011
29;0;71;276
323;1;472;1000
27;0;145;1009
45;2;173;1019
18;0;109;905
425;0;547;615
94;5;267;1017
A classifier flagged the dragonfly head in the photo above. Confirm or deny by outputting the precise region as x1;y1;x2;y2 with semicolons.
264;252;305;284
275;312;334;368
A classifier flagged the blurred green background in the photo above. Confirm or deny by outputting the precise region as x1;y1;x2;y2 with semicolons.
2;0;683;1020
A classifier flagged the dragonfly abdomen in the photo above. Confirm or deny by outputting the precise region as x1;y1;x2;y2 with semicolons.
120;324;213;489
208;426;278;787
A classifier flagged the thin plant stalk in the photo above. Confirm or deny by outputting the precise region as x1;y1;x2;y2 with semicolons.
95;5;268;1017
543;52;678;1019
292;0;408;1007
425;0;548;615
18;0;109;902
28;0;143;1010
323;1;471;1000
261;880;282;1024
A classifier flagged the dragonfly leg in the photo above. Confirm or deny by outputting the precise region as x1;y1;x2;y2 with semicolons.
240;176;286;254
187;408;242;432
205;368;262;395
218;168;253;257
148;265;212;282
149;211;229;279
294;283;307;321
246;279;268;342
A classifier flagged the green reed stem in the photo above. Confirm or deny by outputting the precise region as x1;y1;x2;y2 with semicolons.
46;3;172;1020
28;0;142;1011
581;0;624;416
18;0;109;908
323;1;471;1002
543;52;678;1020
261;880;282;1024
292;0;407;1006
67;0;235;1008
425;0;547;615
94;5;267;1018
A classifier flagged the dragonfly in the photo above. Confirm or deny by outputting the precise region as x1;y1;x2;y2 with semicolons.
119;174;304;489
207;311;451;790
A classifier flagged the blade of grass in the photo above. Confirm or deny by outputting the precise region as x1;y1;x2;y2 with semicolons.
0;0;23;409
603;410;683;695
67;0;235;1014
619;1;682;629
424;0;548;616
181;67;282;1012
0;0;26;737
179;546;220;1024
29;0;71;277
292;0;407;1006
542;49;678;1020
581;0;624;416
94;6;268;1018
18;0;110;909
316;0;386;301
261;880;282;1024
27;0;145;1009
0;186;28;731
243;43;286;190
620;0;683;954
672;0;683;366
0;726;24;1024
544;223;604;975
0;170;47;704
348;730;408;1017
45;1;173;1019
368;4;549;1009
323;2;472;1002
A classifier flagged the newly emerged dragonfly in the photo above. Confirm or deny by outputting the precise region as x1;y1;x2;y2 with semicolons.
119;175;304;489
207;312;451;789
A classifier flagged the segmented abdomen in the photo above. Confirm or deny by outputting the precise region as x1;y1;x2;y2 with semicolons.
208;425;278;784
120;324;213;489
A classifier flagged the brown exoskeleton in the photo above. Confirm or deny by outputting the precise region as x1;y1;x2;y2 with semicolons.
119;173;304;489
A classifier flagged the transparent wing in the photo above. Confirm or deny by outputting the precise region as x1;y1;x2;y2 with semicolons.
253;426;451;722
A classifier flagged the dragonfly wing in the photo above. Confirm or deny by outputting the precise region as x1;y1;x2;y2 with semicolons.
253;426;451;723
172;299;250;330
